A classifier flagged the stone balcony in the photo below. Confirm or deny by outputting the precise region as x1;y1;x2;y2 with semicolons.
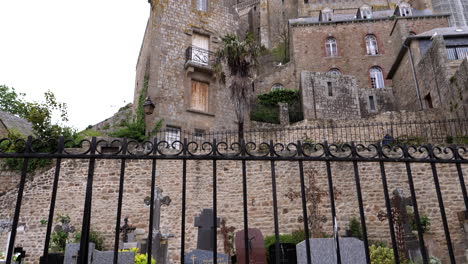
184;46;215;73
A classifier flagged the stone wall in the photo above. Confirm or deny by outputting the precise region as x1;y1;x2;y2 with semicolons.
91;105;132;133
254;63;297;96
392;35;468;116
0;153;467;263
297;0;402;17
449;58;468;119
301;72;361;120
358;87;396;118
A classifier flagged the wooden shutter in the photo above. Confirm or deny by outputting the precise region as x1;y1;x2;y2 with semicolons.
191;81;209;112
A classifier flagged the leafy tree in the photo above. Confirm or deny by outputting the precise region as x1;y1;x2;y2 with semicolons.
0;85;28;116
0;85;72;171
214;33;265;140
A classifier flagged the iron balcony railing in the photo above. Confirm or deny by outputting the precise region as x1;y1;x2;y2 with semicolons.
185;45;215;68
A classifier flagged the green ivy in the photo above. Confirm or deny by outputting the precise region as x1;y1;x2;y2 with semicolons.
257;89;300;106
251;89;303;124
109;76;162;141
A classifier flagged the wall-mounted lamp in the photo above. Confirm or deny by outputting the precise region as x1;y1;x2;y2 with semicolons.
143;96;155;115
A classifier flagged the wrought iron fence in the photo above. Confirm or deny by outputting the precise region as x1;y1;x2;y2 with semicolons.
155;119;468;149
0;135;467;264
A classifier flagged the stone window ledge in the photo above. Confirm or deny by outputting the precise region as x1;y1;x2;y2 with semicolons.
324;56;342;59
187;109;215;117
365;54;382;57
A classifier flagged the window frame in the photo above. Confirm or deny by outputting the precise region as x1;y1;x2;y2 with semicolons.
165;126;181;149
370;67;385;89
365;35;379;55
325;37;338;57
271;83;285;91
327;68;342;75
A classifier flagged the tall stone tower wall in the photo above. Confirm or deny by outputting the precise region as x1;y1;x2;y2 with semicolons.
134;0;240;134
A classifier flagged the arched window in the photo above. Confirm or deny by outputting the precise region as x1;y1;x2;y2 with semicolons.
370;67;385;89
365;35;379;55
325;37;338;57
328;68;342;75
271;83;285;91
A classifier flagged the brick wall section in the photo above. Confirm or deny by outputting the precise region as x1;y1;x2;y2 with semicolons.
0;155;467;263
290;16;448;91
134;0;240;134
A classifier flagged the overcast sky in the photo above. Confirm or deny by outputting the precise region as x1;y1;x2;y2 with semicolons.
0;0;149;130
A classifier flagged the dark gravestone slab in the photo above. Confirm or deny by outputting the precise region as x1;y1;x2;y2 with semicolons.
269;243;297;264
195;209;220;251
92;250;134;264
235;228;267;264
64;243;94;264
184;249;228;264
296;238;366;264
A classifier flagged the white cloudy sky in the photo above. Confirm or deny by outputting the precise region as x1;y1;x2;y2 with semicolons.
0;0;149;130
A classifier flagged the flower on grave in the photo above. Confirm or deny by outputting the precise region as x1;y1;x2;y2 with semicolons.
0;251;5;260
13;252;21;261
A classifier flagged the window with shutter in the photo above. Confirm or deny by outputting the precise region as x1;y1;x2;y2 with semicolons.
192;33;210;65
191;80;209;112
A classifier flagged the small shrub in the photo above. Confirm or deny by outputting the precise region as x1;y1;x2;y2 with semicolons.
121;248;155;264
370;245;394;264
409;213;431;233
347;217;362;240
73;230;105;251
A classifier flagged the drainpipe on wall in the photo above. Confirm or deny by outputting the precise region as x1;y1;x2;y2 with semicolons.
404;42;423;110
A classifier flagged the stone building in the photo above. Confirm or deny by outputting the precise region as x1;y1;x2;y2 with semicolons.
388;27;468;117
134;0;240;140
410;0;468;26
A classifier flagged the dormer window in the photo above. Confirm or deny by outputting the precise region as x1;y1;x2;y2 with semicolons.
398;3;412;17
360;5;373;19
321;8;333;22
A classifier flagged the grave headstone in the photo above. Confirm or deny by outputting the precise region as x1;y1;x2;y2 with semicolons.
391;189;422;262
235;228;267;264
296;238;366;264
92;250;135;264
194;209;220;251
120;218;136;244
144;187;172;264
184;249;228;264
64;243;94;264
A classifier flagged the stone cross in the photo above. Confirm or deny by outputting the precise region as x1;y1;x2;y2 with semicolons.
144;188;172;264
120;218;136;243
194;209;220;251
